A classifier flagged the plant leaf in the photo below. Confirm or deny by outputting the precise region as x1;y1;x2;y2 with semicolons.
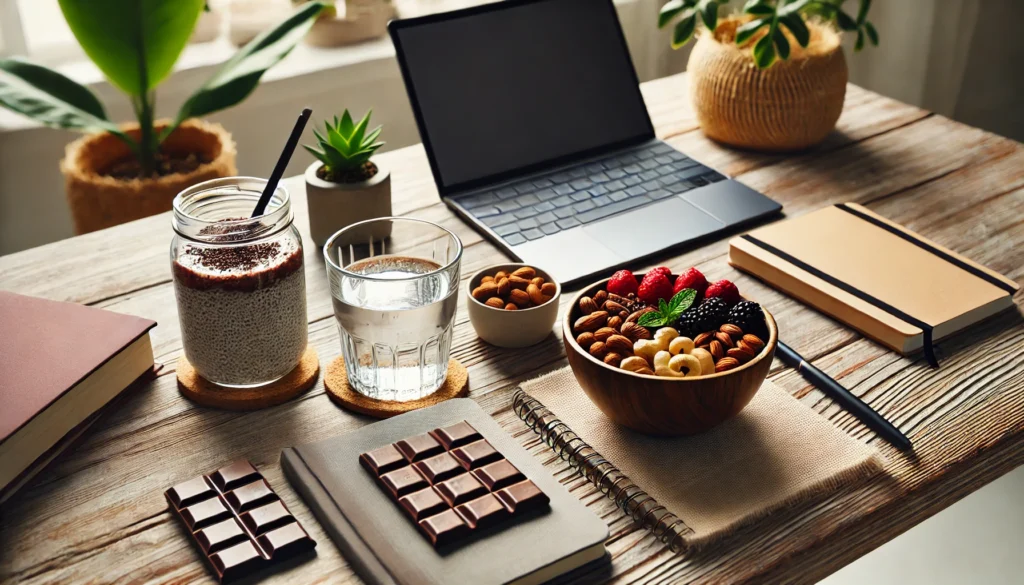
362;125;382;147
302;143;330;166
753;32;777;68
658;0;688;28
835;9;858;31
742;0;769;11
169;1;326;137
698;0;718;31
778;0;811;17
744;3;774;16
0;58;136;147
735;18;768;45
638;311;668;328
58;0;205;96
864;21;879;45
773;27;791;60
666;289;697;320
780;14;810;47
339;109;355;136
671;14;697;49
350;109;371;149
857;0;872;24
854;28;865;51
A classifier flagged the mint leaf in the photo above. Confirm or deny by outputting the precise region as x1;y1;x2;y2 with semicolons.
638;311;667;328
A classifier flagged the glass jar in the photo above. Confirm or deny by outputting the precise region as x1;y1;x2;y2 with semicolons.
171;177;308;388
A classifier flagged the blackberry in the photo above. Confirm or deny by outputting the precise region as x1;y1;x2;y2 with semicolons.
674;297;729;338
728;301;768;339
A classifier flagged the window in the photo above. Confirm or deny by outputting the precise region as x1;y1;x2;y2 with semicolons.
0;0;80;62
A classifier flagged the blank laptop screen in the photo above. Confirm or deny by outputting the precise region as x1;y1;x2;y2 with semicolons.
391;0;654;193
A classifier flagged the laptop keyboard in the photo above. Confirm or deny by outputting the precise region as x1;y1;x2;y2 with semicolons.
453;142;727;246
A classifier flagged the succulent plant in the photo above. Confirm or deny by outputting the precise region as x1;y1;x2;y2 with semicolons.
305;109;385;182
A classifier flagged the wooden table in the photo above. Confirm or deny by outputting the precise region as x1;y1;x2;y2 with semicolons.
2;73;1023;584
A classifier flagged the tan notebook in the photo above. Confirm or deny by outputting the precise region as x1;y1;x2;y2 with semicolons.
729;203;1018;365
0;291;156;502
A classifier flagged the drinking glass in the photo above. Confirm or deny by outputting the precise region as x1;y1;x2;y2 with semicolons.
324;217;462;401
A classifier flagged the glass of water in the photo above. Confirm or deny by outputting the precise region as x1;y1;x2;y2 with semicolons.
324;217;462;401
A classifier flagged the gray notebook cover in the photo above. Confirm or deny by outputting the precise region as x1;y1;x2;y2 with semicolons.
282;399;609;585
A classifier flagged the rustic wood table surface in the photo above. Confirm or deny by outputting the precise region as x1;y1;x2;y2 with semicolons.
2;72;1023;585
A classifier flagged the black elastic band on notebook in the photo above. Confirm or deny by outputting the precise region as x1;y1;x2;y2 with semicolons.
741;234;940;368
834;203;1017;294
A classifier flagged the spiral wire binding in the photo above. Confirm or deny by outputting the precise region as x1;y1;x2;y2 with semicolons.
512;388;693;554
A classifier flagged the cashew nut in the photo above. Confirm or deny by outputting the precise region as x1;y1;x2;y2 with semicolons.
669;353;702;377
652;350;672;370
669;336;694;356
634;327;680;363
691;347;715;376
620;356;651;374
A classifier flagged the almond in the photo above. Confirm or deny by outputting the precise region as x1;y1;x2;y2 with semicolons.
505;303;518;311
605;335;634;355
484;297;505;309
509;288;531;307
472;282;499;301
589;341;609;359
494;271;508;280
527;283;546;305
727;347;754;363
619;310;629;319
736;340;759;357
715;357;740;372
709;340;725;361
531;276;545;286
626;307;657;323
715;331;734;348
620;321;652;342
603;352;623;367
607;316;623;331
720;323;744;337
594;327;617;342
593;290;608;305
742;334;765;352
496;277;511;297
481;275;494;284
574;311;608;333
578;296;598;315
511;266;536;279
541;282;557;296
508;275;531;290
608;292;629;305
576;331;596;349
694;331;716;347
603;300;627;314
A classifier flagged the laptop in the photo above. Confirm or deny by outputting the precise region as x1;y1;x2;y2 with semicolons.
389;0;782;285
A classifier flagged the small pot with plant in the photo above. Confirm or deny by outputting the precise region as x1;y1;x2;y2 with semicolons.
658;0;879;152
304;109;390;246
0;0;326;234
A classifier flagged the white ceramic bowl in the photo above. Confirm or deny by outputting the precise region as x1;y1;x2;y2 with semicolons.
466;263;561;348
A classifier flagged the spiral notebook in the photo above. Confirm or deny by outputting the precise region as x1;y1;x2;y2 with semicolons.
514;368;885;552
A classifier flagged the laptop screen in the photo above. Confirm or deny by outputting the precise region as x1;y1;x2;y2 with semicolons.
390;0;654;194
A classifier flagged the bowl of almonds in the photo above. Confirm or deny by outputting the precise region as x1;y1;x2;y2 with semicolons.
562;267;777;436
467;264;561;348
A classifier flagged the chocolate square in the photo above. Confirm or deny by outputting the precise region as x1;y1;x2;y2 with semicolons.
430;421;482;450
394;433;444;462
450;439;502;470
210;460;261;492
413;452;466;484
380;467;429;498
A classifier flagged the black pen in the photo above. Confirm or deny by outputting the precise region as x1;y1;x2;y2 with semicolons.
776;341;913;452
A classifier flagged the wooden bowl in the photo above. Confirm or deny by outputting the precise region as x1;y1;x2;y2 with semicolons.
563;276;777;436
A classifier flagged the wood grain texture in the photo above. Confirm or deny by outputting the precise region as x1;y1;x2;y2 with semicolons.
1;73;1023;585
562;277;778;436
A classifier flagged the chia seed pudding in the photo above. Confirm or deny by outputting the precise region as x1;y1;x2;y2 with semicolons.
171;177;307;389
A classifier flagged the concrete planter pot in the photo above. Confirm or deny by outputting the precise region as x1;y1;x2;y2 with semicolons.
305;159;392;247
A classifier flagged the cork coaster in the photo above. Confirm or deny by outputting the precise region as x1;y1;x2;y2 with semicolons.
325;357;469;418
177;346;320;410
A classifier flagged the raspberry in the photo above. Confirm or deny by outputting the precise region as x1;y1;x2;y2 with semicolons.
705;279;741;306
650;266;672;279
606;270;638;296
637;271;673;305
673;267;708;299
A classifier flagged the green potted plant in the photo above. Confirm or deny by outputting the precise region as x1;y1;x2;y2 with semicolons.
0;0;326;234
303;108;390;246
658;0;878;151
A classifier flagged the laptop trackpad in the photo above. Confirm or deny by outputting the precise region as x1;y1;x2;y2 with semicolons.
583;197;725;260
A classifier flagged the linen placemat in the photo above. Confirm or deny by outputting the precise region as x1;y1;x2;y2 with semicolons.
518;367;885;550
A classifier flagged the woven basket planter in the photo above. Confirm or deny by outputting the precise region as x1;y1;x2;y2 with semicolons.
60;119;237;234
687;18;848;152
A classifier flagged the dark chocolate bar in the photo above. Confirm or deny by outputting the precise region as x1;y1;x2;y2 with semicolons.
165;460;316;583
360;421;550;548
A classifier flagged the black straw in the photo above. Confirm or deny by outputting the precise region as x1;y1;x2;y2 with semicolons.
252;108;312;218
